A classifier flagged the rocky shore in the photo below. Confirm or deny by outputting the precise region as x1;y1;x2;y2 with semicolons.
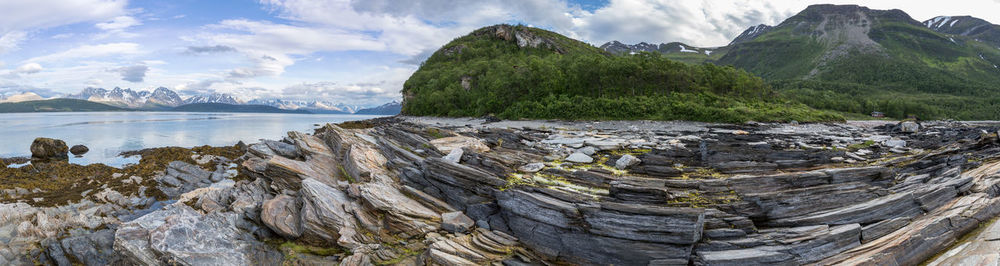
1;117;1000;265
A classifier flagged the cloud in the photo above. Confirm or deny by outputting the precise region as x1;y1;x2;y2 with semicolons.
15;63;42;74
115;65;149;82
0;0;127;35
96;15;141;31
0;31;27;54
26;42;141;63
185;45;237;54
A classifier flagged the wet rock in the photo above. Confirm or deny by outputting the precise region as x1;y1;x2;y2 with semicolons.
30;137;68;162
441;211;474;233
69;145;89;156
565;153;593;163
615;154;641;169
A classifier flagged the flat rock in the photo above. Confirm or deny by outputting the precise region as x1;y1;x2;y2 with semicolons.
565;153;593;163
441;211;475;233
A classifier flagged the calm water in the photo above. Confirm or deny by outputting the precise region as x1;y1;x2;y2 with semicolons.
0;112;384;166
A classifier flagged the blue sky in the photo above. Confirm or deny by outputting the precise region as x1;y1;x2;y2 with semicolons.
2;0;1000;106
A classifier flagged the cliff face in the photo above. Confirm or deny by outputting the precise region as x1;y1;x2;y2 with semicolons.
3;118;1000;265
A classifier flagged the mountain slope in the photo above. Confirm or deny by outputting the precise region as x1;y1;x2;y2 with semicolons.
402;24;841;122
0;99;124;113
355;101;401;115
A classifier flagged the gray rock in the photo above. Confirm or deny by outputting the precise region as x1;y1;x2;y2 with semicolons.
861;217;911;243
518;163;545;173
260;195;303;238
899;121;920;133
615;154;641;169
441;211;475;233
443;148;464;163
114;204;282;266
884;139;906;148
577;146;597;156
565;153;593;163
699;248;794;265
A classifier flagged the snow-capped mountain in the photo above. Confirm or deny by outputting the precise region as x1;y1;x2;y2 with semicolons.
183;93;243;105
68;87;183;108
730;24;773;45
354;100;401;115
599;41;716;56
246;99;361;113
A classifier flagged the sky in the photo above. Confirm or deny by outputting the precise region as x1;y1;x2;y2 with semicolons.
1;0;999;106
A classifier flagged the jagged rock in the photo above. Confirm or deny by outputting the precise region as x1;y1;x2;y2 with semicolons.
565;153;593;163
157;161;214;198
261;195;303;238
298;178;356;247
441;212;474;233
30;137;68;162
114;204;282;265
615;154;641;169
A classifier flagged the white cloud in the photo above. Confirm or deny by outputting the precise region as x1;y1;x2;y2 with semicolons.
96;16;140;31
0;0;127;33
26;43;142;63
0;31;27;54
15;63;42;74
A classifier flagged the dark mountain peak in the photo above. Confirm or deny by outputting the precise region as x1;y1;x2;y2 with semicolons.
730;24;773;45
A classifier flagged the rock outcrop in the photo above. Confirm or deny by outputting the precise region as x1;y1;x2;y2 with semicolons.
4;118;1000;265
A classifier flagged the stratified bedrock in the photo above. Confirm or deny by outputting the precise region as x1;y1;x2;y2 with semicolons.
3;117;1000;265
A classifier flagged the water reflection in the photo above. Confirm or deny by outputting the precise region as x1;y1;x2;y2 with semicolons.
0;112;383;166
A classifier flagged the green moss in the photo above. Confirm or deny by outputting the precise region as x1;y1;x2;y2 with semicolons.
847;140;876;150
338;166;356;183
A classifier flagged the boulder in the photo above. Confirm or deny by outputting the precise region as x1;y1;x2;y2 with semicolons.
30;137;68;162
565;153;593;163
261;195;303;238
899;121;920;133
441;211;475;233
70;145;90;156
615;154;641;169
430;136;490;154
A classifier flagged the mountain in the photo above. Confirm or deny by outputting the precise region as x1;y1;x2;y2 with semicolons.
401;24;840;122
355;101;401;115
68;87;182;109
183;93;243;105
0;98;124;113
0;92;44;103
246;99;356;113
169;103;310;114
600;4;1000;120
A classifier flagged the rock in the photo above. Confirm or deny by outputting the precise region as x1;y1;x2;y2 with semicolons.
114;204;282;266
884;139;906;148
261;195;303;238
69;145;89;156
30;137;68;162
899;121;920;133
615;154;641;169
518;163;545;173
565;153;593;163
443;148;464;163
831;157;845;162
430;136;490;154
441;211;475;233
577;146;597;156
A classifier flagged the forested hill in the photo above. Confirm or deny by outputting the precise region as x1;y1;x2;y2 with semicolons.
401;24;842;123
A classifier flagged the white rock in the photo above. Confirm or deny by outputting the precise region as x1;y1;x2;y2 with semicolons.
884;139;907;148
615;155;641;169
443;148;464;163
518;163;545;173
565;153;594;163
